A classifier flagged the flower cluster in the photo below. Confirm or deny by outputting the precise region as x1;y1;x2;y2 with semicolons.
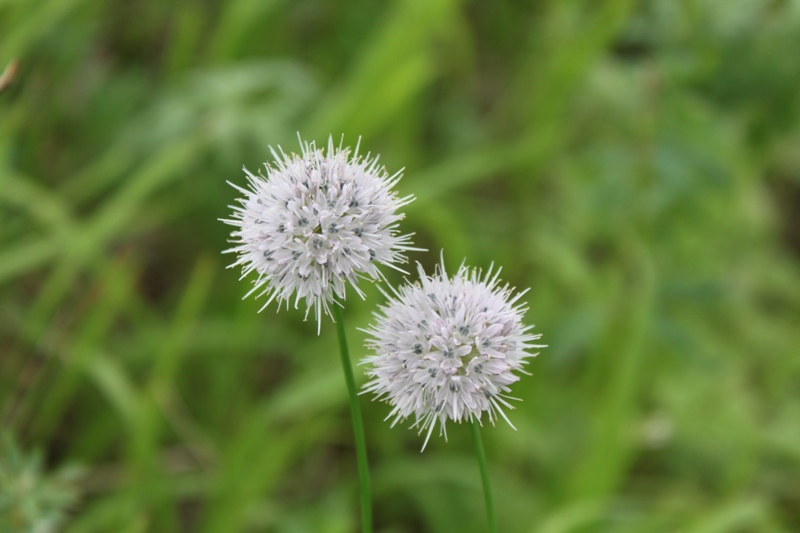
223;137;418;332
223;135;545;451
361;259;545;450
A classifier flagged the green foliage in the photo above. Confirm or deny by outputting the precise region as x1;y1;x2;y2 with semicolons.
0;434;80;533
1;0;800;532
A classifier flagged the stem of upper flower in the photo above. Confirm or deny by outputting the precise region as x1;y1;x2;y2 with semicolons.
470;419;497;533
333;303;372;533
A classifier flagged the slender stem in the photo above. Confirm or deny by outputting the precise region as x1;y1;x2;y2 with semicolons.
333;304;372;533
470;419;497;533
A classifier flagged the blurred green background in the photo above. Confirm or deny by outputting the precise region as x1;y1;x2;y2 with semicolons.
2;0;800;532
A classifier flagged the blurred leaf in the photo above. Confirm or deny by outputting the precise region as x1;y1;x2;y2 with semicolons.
0;434;80;533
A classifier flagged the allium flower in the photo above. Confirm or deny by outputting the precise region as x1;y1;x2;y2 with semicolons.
362;259;545;450
222;136;418;332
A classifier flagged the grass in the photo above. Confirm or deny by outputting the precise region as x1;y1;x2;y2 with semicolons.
2;0;800;532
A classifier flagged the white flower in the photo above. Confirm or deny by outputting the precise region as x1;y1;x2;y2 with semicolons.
362;258;545;450
222;136;418;332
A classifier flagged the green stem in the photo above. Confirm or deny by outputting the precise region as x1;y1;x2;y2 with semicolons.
470;419;497;533
333;304;372;533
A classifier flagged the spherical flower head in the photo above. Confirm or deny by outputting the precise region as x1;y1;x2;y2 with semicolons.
222;136;418;332
362;258;545;450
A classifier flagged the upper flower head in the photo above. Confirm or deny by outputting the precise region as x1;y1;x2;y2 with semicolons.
222;136;418;332
362;258;545;450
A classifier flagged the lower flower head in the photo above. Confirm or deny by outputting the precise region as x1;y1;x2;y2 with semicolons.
362;258;545;450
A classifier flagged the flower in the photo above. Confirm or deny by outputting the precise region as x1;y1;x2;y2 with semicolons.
361;258;545;450
222;136;418;332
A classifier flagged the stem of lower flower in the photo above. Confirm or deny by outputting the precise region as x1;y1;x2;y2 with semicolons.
333;303;372;533
470;419;497;533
